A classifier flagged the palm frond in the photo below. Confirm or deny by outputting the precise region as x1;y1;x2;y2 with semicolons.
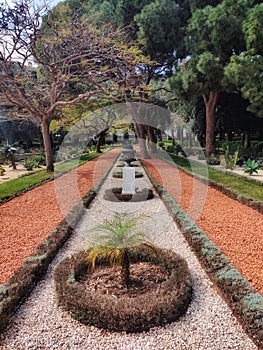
85;212;156;280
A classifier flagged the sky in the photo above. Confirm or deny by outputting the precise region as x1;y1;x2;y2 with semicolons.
4;0;63;10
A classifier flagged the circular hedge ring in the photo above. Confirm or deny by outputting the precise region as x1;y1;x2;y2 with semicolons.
103;187;154;202
112;171;144;178
54;247;192;333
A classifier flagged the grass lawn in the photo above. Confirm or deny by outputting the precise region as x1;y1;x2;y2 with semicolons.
168;154;263;202
0;152;99;202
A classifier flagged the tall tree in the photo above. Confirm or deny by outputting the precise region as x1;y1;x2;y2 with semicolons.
0;0;148;171
224;3;263;117
168;0;252;154
53;0;191;157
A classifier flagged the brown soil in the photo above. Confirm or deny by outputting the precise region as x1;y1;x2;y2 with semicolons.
143;157;263;296
0;149;119;284
81;262;168;298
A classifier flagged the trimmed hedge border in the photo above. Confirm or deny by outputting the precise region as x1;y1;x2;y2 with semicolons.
54;246;192;333
112;170;144;178
0;152;119;334
142;161;263;349
167;153;263;214
104;187;154;202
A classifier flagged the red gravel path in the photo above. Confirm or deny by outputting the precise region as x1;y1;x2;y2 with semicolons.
143;157;263;295
0;149;119;284
1;149;262;297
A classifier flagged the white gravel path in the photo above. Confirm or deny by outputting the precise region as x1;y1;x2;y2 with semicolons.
0;162;258;350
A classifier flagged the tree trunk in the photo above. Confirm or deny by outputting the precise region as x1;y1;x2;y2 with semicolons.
10;154;17;170
134;123;150;159
95;134;103;153
244;133;251;149
95;128;109;153
126;101;150;159
121;250;130;287
171;129;176;145
147;126;157;153
203;91;219;155
180;127;184;143
41;118;54;172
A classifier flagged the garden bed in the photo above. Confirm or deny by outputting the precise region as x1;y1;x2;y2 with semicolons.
54;247;192;333
104;187;154;202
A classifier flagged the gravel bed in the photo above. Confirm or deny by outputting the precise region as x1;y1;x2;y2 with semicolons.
0;162;258;350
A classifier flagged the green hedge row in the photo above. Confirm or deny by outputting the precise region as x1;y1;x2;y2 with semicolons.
142;162;263;350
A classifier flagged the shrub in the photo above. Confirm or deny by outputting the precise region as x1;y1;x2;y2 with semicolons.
104;187;154;202
22;158;35;171
0;151;5;165
206;155;220;165
32;154;46;167
157;141;165;149
0;166;5;176
166;145;175;153
112;171;143;178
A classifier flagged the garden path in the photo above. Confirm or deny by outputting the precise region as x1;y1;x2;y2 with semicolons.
142;155;263;295
0;156;257;350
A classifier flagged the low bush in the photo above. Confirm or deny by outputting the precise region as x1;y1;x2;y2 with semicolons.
112;171;143;178
206;155;221;166
0;166;5;176
104;187;154;202
224;145;238;170
22;158;35;171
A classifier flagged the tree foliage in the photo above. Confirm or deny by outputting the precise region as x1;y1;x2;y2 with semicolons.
0;0;149;170
224;3;263;117
167;0;261;153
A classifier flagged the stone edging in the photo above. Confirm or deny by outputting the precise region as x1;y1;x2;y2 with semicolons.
0;152;118;334
142;161;263;350
207;164;263;187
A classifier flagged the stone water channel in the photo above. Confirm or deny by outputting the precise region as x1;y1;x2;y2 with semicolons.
0;157;258;350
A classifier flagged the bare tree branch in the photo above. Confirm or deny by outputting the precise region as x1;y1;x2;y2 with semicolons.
0;0;149;171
